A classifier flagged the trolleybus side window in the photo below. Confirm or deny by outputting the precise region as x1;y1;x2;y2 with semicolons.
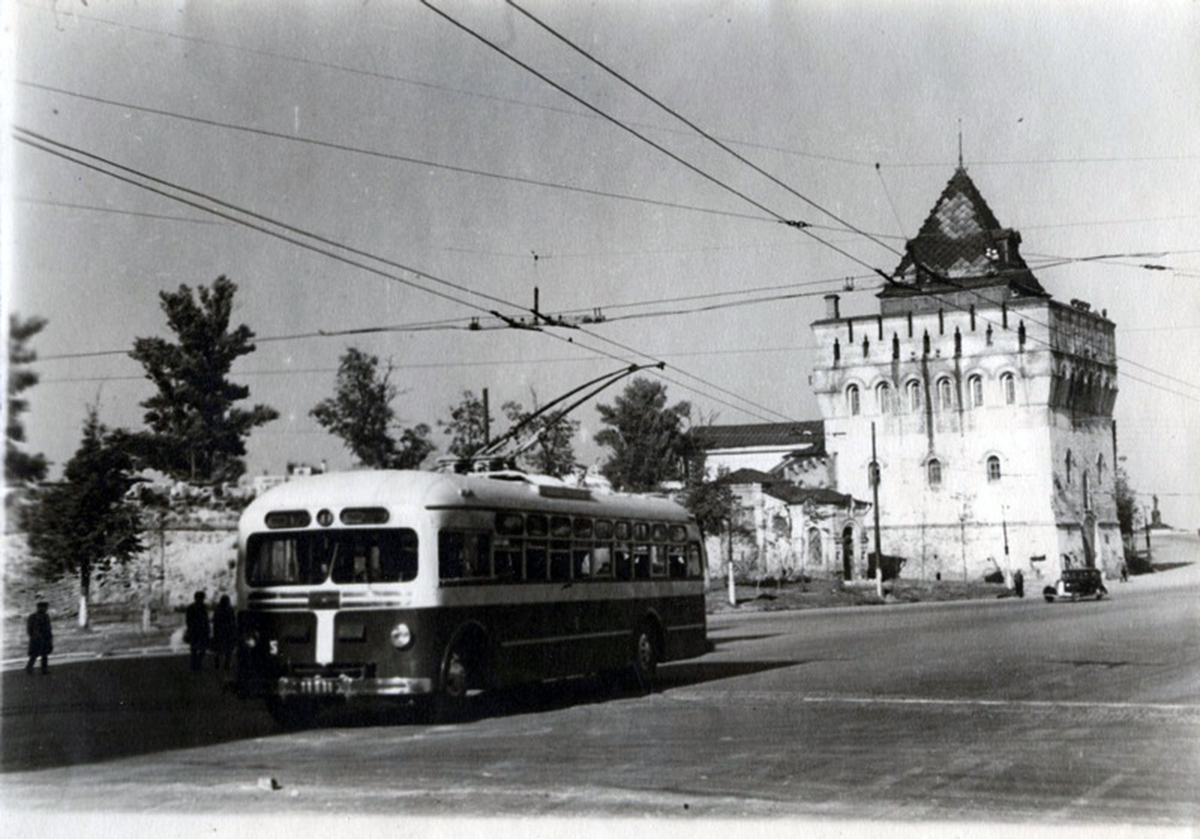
591;520;614;578
493;537;522;582
650;544;668;577
526;542;548;582
590;545;613;577
526;514;548;538
614;543;632;580
668;544;688;579
550;538;572;581
633;543;651;579
439;531;493;582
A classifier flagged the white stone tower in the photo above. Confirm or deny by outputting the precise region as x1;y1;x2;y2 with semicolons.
810;167;1120;585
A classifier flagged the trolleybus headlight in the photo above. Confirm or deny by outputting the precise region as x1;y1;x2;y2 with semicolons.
242;630;259;650
390;623;413;650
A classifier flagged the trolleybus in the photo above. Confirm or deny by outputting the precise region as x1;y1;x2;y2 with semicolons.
234;469;709;725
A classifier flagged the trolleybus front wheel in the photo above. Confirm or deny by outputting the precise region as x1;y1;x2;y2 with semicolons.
629;621;660;692
422;644;473;723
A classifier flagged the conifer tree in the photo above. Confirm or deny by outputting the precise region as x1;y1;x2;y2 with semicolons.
23;408;144;627
595;378;692;491
6;313;50;485
129;276;277;483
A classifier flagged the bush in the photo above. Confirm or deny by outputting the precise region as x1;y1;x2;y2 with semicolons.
867;552;907;581
1124;547;1155;575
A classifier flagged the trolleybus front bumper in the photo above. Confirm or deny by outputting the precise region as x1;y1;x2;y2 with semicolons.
275;673;434;699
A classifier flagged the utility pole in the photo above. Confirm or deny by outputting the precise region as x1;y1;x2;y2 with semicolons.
482;388;490;446
1143;505;1152;558
1002;504;1011;587
871;422;883;599
726;521;736;607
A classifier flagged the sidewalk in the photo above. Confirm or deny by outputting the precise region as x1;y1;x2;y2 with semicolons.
1;621;183;671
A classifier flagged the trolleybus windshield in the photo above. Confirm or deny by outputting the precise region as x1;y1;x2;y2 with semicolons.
245;529;418;586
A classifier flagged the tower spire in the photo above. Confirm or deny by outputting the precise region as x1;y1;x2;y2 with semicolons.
957;119;963;169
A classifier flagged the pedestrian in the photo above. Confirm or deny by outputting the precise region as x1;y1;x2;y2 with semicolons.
211;594;237;670
184;591;211;673
25;601;53;675
1013;570;1024;598
1120;561;1129;582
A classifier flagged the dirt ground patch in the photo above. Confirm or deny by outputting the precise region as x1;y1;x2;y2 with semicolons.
708;577;1009;614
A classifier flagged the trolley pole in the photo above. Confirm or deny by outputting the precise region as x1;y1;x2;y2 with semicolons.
871;422;883;599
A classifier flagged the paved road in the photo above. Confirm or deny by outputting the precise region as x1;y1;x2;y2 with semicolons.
2;539;1197;828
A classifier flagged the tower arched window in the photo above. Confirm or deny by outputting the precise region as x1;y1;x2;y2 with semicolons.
1083;470;1091;510
968;374;984;408
846;384;861;416
1097;453;1106;483
906;380;922;412
1001;372;1016;405
1066;449;1073;485
927;458;943;487
875;382;891;414
937;377;955;411
987;455;1001;482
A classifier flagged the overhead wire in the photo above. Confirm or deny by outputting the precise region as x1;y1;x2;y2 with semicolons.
417;0;889;280
16;1;886;171
23;84;1188;278
18;81;775;227
14;127;791;424
504;0;905;263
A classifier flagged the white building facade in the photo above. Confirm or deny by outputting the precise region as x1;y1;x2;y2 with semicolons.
810;167;1120;587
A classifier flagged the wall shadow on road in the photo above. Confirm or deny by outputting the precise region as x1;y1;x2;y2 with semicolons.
1;655;277;773
2;655;807;770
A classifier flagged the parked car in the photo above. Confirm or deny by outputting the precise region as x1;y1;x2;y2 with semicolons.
1043;567;1108;602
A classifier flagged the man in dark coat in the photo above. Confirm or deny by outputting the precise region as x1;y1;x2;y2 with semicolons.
26;601;53;675
211;594;237;670
185;591;211;672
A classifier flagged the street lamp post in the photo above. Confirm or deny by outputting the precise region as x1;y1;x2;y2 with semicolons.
871;422;883;599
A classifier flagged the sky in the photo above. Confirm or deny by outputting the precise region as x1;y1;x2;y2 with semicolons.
3;0;1198;526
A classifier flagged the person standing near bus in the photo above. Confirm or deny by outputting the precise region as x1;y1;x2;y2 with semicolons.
211;594;237;670
25;601;53;675
185;591;211;672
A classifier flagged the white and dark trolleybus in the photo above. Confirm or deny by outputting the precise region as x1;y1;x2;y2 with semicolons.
235;468;709;726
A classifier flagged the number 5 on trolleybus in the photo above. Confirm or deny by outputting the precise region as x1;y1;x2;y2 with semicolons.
234;469;709;726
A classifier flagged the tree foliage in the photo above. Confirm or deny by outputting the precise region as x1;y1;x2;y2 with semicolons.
6;313;49;485
439;390;492;458
501;399;579;478
23;407;144;605
681;473;745;539
1114;467;1137;538
594;378;692;492
311;347;434;469
129;276;277;483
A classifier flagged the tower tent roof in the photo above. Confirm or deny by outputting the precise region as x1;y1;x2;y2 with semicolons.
882;167;1047;301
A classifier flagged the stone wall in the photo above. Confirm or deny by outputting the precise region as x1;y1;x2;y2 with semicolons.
4;525;238;624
